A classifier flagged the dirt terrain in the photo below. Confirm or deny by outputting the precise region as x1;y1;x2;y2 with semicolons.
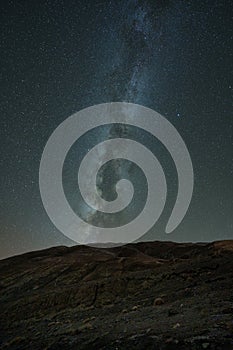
0;240;233;349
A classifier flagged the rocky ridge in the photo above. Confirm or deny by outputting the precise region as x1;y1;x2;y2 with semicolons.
0;240;233;349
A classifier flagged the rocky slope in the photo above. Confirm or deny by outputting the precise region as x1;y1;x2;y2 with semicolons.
0;240;233;349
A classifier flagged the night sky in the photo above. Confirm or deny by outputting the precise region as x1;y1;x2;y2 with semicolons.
1;0;232;258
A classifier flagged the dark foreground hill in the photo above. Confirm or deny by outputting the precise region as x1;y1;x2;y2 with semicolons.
0;240;233;349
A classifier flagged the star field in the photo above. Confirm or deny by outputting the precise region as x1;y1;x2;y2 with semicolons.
0;0;232;258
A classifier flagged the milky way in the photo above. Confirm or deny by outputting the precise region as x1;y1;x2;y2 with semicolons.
82;0;167;235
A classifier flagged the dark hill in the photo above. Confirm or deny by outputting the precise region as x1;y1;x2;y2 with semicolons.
0;240;233;349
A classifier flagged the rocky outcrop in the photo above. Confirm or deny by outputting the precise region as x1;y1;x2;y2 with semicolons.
0;240;233;349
